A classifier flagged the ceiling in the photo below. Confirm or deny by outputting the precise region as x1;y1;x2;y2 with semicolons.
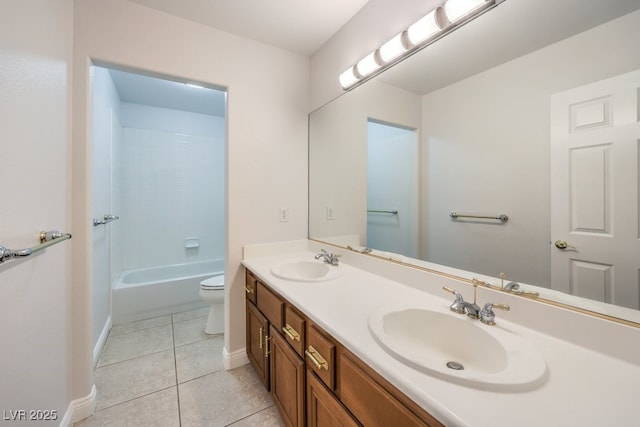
107;68;227;116
128;0;370;55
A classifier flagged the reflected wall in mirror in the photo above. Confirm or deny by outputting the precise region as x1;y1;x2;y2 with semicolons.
309;0;640;325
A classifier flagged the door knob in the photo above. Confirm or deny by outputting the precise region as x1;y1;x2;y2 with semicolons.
554;240;576;250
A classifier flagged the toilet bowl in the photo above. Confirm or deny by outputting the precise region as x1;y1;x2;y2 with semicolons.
199;275;225;335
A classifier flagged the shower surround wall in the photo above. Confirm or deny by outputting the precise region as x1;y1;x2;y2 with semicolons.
112;102;226;274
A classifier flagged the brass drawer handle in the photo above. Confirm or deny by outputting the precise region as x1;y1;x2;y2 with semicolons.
245;285;254;294
264;335;271;357
305;345;328;370
282;324;300;341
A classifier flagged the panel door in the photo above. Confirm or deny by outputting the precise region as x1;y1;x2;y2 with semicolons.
270;325;305;427
246;301;269;387
550;69;640;309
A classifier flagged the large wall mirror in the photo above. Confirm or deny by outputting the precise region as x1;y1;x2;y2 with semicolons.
309;0;640;325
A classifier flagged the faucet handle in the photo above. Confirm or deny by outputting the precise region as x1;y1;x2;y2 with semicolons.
442;286;466;314
480;303;510;326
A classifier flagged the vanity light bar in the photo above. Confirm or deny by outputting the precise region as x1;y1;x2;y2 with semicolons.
339;0;504;90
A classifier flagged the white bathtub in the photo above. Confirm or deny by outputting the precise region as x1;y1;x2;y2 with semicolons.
112;259;224;324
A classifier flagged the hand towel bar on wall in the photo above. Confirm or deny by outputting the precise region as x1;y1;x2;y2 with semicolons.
0;230;72;264
93;214;119;227
367;209;399;215
450;211;509;222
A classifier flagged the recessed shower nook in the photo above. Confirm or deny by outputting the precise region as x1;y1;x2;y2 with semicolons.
90;65;227;363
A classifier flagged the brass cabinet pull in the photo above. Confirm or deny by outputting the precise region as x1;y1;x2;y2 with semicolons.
245;285;254;294
305;345;328;370
282;324;300;341
264;335;271;357
259;327;263;349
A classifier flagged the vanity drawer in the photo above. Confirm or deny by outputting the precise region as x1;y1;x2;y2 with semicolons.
283;306;306;357
257;281;284;330
306;324;336;390
245;270;257;304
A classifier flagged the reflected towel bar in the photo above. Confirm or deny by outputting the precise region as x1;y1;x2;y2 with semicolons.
0;230;72;264
450;212;509;222
93;214;119;227
367;209;399;215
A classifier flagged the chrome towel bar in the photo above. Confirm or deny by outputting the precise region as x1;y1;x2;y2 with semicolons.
0;230;72;264
93;214;119;227
367;209;399;215
450;212;509;222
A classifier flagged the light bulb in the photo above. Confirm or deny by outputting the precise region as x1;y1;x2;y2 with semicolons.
406;10;440;46
379;32;407;63
444;0;486;23
355;51;381;78
339;66;360;89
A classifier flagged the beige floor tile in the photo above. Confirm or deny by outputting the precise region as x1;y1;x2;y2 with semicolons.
175;335;225;384
178;365;273;427
74;387;179;427
94;349;176;410
97;324;173;367
173;315;210;347
228;405;285;427
110;315;172;337
172;307;209;323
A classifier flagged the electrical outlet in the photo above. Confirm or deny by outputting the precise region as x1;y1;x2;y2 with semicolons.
326;206;335;220
279;207;289;222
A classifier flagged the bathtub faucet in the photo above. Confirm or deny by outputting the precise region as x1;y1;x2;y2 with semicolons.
315;249;340;266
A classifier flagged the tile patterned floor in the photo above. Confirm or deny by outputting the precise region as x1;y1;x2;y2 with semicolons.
76;308;285;427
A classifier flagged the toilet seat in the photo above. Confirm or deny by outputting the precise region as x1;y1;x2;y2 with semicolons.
200;275;224;290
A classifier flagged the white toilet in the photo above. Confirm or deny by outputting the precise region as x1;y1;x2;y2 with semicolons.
199;275;225;335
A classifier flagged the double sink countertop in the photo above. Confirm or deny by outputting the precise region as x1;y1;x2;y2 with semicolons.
242;243;640;427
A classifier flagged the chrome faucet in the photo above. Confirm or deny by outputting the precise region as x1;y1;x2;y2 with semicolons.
442;285;480;319
443;283;511;324
315;249;340;266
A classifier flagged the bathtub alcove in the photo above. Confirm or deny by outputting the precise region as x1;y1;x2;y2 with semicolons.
112;259;224;324
91;65;227;344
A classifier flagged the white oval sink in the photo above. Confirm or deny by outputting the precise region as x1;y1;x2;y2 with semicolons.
271;260;342;282
368;306;546;390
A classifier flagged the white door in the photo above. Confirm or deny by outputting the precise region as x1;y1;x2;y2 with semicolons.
550;69;640;309
367;120;418;258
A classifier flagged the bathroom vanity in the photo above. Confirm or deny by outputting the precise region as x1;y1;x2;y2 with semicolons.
245;268;441;427
242;240;640;427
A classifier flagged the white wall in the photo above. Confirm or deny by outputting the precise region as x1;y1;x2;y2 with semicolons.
72;0;309;401
91;66;121;363
114;103;225;271
421;9;640;286
0;0;74;423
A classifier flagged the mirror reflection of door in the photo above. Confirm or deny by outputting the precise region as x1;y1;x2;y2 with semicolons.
367;120;418;258
550;69;640;309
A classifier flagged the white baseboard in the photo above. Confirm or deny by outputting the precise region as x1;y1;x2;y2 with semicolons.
223;345;249;370
59;384;96;427
93;315;112;367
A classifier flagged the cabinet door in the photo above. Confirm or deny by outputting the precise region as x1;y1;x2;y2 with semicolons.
246;301;269;388
307;370;360;427
270;325;305;427
339;353;442;427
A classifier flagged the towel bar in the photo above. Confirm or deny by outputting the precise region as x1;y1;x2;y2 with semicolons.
450;212;508;222
0;230;72;264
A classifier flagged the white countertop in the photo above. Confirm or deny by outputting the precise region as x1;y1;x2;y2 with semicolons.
242;246;640;427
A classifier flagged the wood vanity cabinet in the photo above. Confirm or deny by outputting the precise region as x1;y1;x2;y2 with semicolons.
245;268;443;427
